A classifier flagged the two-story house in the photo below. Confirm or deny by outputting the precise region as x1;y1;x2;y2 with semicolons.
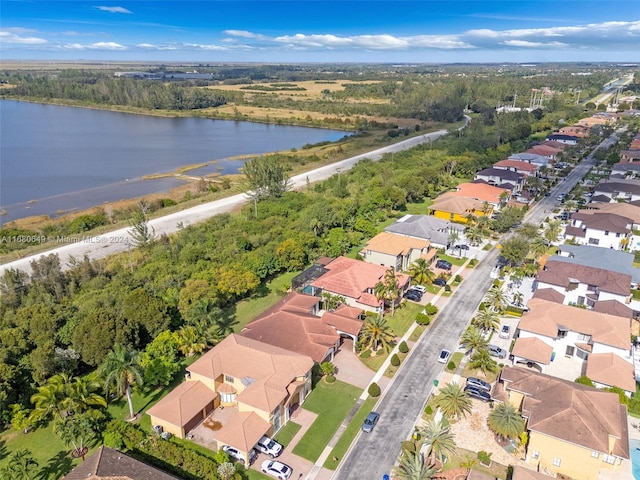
359;231;435;272
493;159;539;177
474;168;525;192
492;367;629;480
147;334;314;464
384;214;465;250
563;212;632;250
525;144;562;162
592;179;640;203
428;195;491;224
508;152;552;166
611;162;640;178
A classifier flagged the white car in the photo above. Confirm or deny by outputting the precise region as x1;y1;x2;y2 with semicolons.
411;285;427;294
255;435;283;458
437;349;451;364
222;445;257;466
261;460;293;480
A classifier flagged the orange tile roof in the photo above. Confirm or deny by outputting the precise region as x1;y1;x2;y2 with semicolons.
526;145;561;157
429;195;486;216
493;159;537;174
586;352;636;393
539;140;568;150
321;304;364;336
519;299;631;350
362;231;431;256
214;411;271;453
188;334;313;413
146;380;217;428
512;337;553;364
448;182;508;204
310;256;409;304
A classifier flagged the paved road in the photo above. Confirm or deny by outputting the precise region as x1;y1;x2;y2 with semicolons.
0;126;457;277
334;131;621;480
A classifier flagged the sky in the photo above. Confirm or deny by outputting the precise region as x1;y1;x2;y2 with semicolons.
1;1;640;63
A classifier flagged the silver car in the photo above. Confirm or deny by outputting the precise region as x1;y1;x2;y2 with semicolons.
488;344;507;359
362;411;380;433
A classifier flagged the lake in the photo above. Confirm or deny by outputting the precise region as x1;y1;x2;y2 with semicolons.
0;100;348;223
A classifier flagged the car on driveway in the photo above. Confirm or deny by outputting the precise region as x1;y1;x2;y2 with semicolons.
362;411;380;433
436;259;452;270
466;377;492;392
488;344;507;359
455;244;470;251
404;289;422;302
437;349;451;364
499;325;511;339
255;436;283;458
222;445;257;466
464;385;492;402
261;460;292;480
433;277;447;287
411;285;427;294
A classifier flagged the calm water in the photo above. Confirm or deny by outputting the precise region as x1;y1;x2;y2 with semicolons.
0;100;348;222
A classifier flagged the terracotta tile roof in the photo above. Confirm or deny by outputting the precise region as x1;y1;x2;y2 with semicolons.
188;334;313;413
429;195;486;216
511;465;554;480
531;288;564;304
571;212;632;234
539;140;568;150
592;299;634;319
362;231;431;256
449;182;509;204
587;353;636;392
146;380;217;428
214;411;271;453
526;145;561;157
519;299;631;350
310;256;409;304
493;159;537;174
241;292;338;363
322;304;364;336
511;337;553;364
537;260;631;297
62;447;180;480
499;366;629;459
578;202;640;224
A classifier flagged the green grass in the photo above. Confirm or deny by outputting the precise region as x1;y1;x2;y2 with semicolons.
447;352;464;372
405;198;433;215
245;469;273;480
274;421;302;448
358;349;389;371
292;380;361;462
323;396;377;470
460;364;499;383
387;302;424;336
436;252;467;266
409;325;426;342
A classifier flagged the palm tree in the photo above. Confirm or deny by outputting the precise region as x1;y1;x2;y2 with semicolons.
434;382;473;421
409;258;435;287
468;349;499;376
521;260;541;277
472;309;500;334
1;449;39;480
175;323;212;357
488;402;525;440
483;286;508;313
97;345;144;420
359;315;395;353
544;219;563;245
465;225;483;246
54;414;96;461
392;450;437;480
528;236;547;260
29;374;71;424
447;230;460;253
460;326;488;354
374;267;402;317
511;291;524;306
419;418;457;465
66;377;107;414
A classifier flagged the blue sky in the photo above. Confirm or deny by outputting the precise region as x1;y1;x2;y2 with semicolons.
2;1;640;63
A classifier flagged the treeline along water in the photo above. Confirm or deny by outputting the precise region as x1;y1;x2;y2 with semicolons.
0;100;348;222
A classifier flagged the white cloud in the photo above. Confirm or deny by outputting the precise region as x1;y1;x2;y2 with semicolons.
136;43;178;51
501;40;567;48
63;41;126;50
96;6;132;14
223;30;267;40
0;29;47;44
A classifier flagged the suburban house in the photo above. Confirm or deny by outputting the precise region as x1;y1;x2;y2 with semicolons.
384;214;465;250
620;149;640;163
492;367;629;480
428;195;491;224
582;200;640;225
525;144;562;162
308;256;410;312
534;259;632;307
513;298;634;394
545;133;579;145
539;140;568;151
556;125;588;138
493;159;539;177
448;182;510;207
592;179;640;203
563;212;632;250
147;334;314;464
611;162;640;178
62;446;180;480
359;231;435;271
473;168;525;192
578;113;617;127
508;152;552;166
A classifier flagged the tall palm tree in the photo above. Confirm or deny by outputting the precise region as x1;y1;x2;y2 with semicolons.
409;258;435;287
465;225;483;246
447;230;460;253
359;315;395;353
472;309;500;334
528;236;548;260
1;449;39;480
488;402;525;440
460;326;488;354
544;219;563;245
374;267;402;317
97;345;144;420
483;286;508;313
419;418;457;465
511;291;524;306
468;349;499;376
392;450;437;480
434;382;472;421
66;377;107;414
29;374;71;424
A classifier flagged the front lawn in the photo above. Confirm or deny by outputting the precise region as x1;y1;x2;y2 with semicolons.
274;421;301;448
460;364;500;383
446;352;464;372
435;252;467;266
323;396;377;470
387;302;424;336
292;380;361;462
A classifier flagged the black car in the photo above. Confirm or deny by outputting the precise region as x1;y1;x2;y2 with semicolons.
466;377;492;392
404;290;422;302
464;385;492;402
436;259;452;270
433;278;447;287
455;244;470;250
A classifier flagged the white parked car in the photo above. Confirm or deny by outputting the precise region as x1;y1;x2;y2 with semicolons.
222;445;257;466
255;435;283;458
261;460;293;479
437;349;451;364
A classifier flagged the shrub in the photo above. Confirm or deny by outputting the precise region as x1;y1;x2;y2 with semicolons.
424;303;438;316
477;451;492;465
360;349;372;358
401;440;416;453
398;341;409;354
574;375;594;387
447;361;456;371
326;374;336;383
390;354;401;367
103;431;124;449
454;274;463;283
416;313;431;326
368;382;381;398
424;404;433;415
444;285;451;292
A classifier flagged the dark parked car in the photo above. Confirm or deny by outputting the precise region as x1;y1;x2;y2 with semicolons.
466;377;492;392
404;290;422;302
362;411;380;433
436;259;452;270
433;277;447;287
464;385;492;402
455;244;470;250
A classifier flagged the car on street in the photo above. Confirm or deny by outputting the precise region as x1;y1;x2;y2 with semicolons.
437;349;451;364
404;289;422;302
222;445;257;466
255;436;283;458
464;385;492;402
362;411;380;433
488;344;507;359
556;193;566;201
499;325;511;339
261;460;292;480
466;377;492;392
433;277;447;287
411;285;427;294
436;259;452;270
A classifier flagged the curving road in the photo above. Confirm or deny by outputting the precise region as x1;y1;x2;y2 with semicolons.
1;124;462;276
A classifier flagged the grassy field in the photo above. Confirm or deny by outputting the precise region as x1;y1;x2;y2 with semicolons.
292;380;361;462
447;352;465;372
274;421;302;448
387;302;423;337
